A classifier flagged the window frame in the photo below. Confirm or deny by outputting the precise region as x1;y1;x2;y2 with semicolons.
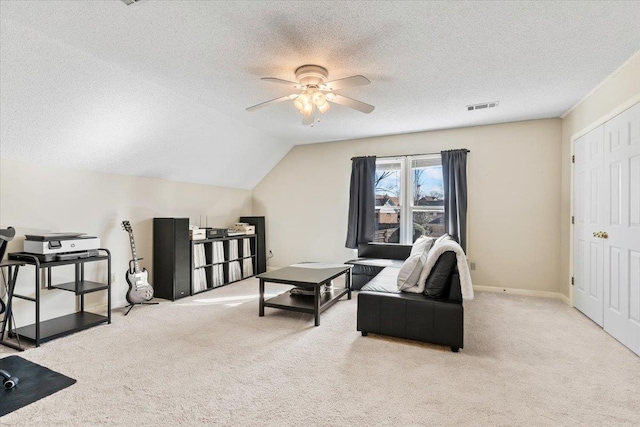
375;154;444;245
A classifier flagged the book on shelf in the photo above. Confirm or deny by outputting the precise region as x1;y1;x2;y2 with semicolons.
193;243;206;268
193;266;208;293
242;238;253;278
228;261;242;282
229;239;239;259
211;264;224;288
212;241;224;264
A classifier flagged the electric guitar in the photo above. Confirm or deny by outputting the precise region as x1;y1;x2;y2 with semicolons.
121;221;154;304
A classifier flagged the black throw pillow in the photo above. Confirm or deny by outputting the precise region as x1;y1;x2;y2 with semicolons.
423;251;457;298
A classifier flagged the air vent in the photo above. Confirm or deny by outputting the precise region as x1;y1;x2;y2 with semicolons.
467;101;499;111
121;0;140;5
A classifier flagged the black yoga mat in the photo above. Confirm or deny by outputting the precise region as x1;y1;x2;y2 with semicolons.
0;355;76;417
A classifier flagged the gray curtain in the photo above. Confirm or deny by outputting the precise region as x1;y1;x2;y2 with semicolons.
345;156;377;249
441;149;468;251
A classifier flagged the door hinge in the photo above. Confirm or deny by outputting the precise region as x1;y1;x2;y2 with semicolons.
571;276;574;285
571;216;574;224
572;155;575;163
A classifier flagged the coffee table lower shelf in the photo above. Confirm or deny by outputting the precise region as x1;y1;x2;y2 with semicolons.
263;287;349;314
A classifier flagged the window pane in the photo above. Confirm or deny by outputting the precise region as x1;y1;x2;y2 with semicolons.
412;211;445;242
375;161;402;206
374;207;400;243
375;160;402;243
411;158;444;207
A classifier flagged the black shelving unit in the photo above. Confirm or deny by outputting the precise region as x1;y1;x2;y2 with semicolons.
6;250;111;347
154;217;265;300
191;235;257;294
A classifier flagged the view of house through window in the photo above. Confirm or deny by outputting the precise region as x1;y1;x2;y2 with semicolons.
374;155;445;244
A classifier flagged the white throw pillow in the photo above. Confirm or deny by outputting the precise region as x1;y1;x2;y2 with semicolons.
397;251;428;290
410;236;435;257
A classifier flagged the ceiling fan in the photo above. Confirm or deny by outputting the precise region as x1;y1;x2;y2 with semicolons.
246;65;375;126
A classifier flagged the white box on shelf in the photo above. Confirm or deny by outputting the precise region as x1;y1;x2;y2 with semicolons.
189;228;206;240
231;224;255;234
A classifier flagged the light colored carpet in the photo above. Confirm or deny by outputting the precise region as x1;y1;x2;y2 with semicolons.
1;279;639;426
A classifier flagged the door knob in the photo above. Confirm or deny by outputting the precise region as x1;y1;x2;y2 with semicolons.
601;232;608;239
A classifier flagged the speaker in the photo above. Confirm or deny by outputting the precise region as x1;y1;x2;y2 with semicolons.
153;218;191;300
0;369;18;390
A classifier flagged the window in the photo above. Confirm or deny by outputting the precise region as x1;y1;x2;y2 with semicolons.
374;155;444;244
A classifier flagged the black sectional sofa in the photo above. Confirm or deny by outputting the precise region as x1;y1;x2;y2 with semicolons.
347;242;464;352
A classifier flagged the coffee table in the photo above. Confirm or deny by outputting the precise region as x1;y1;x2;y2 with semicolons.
257;263;352;326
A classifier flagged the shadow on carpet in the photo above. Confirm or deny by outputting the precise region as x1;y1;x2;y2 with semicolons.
0;356;76;417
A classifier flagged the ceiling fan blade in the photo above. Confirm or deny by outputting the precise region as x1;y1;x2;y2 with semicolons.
302;113;314;126
322;75;370;91
261;77;302;88
326;93;375;114
246;95;296;112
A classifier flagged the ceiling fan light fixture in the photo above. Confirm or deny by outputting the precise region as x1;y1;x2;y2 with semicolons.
317;100;330;114
301;102;313;116
312;91;325;105
294;92;311;111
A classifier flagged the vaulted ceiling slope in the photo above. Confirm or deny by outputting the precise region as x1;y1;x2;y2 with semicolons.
1;1;640;189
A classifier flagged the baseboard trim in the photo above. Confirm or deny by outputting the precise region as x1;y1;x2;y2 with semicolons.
85;298;128;314
474;285;570;305
558;293;571;306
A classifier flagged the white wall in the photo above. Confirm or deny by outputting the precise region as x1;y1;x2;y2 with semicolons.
0;159;252;327
560;52;640;299
253;119;563;295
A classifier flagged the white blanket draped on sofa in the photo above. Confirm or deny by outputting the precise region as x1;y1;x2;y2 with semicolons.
401;240;474;300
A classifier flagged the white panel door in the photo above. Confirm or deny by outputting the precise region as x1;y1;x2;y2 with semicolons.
603;102;640;355
573;125;605;326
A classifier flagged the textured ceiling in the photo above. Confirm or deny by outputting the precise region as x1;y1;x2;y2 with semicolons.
1;1;640;188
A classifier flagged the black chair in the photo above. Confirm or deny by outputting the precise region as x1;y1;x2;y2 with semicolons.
0;227;15;261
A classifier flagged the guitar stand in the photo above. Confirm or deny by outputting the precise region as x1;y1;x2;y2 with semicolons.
123;257;158;316
124;301;159;316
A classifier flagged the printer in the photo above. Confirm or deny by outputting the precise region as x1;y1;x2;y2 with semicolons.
22;233;100;262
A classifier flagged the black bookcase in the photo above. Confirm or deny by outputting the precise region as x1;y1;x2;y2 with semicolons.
239;216;266;274
153;218;191;301
153;217;266;300
190;235;257;294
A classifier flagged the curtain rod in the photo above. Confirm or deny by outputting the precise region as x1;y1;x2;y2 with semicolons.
351;149;470;160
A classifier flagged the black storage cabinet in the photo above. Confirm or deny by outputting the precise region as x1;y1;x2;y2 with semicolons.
153;218;191;301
